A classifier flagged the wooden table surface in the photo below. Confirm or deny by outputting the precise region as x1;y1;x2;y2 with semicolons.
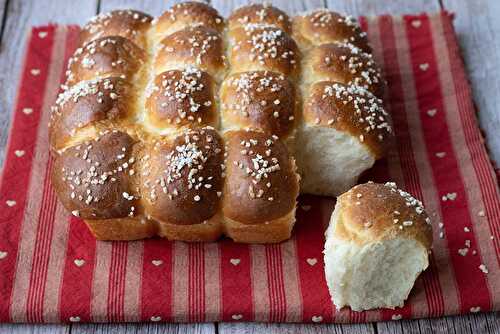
0;0;498;333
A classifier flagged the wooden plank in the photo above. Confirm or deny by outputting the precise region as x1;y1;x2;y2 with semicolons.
209;0;253;17
444;312;499;334
0;0;98;165
211;0;325;16
209;0;243;17
0;324;69;334
219;313;500;334
99;0;175;16
0;0;7;41
219;322;375;334
250;0;325;15
71;323;216;334
442;0;500;164
376;312;500;334
325;0;440;14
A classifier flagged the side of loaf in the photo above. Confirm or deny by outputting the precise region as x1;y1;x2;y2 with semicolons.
49;2;393;243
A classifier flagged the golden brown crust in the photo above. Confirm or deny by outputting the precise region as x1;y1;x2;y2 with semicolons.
154;26;225;78
304;82;393;158
228;25;299;77
220;71;296;137
66;36;146;85
50;2;389;243
228;4;291;33
224;210;295;243
141;127;224;225
157;213;223;242
52;131;140;220
222;130;299;225
85;216;158;240
85;213;223;241
335;182;433;250
49;77;136;152
80;10;152;48
154;1;224;38
292;10;371;52
303;42;384;98
145;67;217;129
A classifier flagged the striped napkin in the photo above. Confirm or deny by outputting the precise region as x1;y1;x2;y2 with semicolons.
0;12;498;324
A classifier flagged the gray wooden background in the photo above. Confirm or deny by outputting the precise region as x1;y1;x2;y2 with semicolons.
0;0;498;333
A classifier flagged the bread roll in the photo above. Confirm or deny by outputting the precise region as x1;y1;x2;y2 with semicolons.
292;9;371;52
228;3;291;33
222;130;299;243
324;182;433;311
80;10;152;48
220;71;297;138
154;2;225;38
296;83;392;196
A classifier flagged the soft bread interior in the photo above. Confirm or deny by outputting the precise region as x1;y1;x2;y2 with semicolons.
324;207;429;311
296;126;374;196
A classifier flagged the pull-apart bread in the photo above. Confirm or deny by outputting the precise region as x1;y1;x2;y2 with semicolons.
49;2;393;243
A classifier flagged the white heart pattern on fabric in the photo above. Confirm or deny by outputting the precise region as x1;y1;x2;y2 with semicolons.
419;63;429;71
442;192;457;201
306;258;317;266
312;315;323;323
0;251;7;259
74;259;85;267
15;150;25;157
231;314;243;320
150;316;162;322
152;260;163;266
470;306;481;313
69;316;81;322
230;258;241;266
427;108;437;117
435;152;446;158
6;200;16;207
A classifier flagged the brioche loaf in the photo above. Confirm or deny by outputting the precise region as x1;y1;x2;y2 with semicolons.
324;182;433;311
49;2;393;243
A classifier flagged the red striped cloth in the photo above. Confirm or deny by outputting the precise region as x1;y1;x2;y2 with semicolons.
0;12;498;324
